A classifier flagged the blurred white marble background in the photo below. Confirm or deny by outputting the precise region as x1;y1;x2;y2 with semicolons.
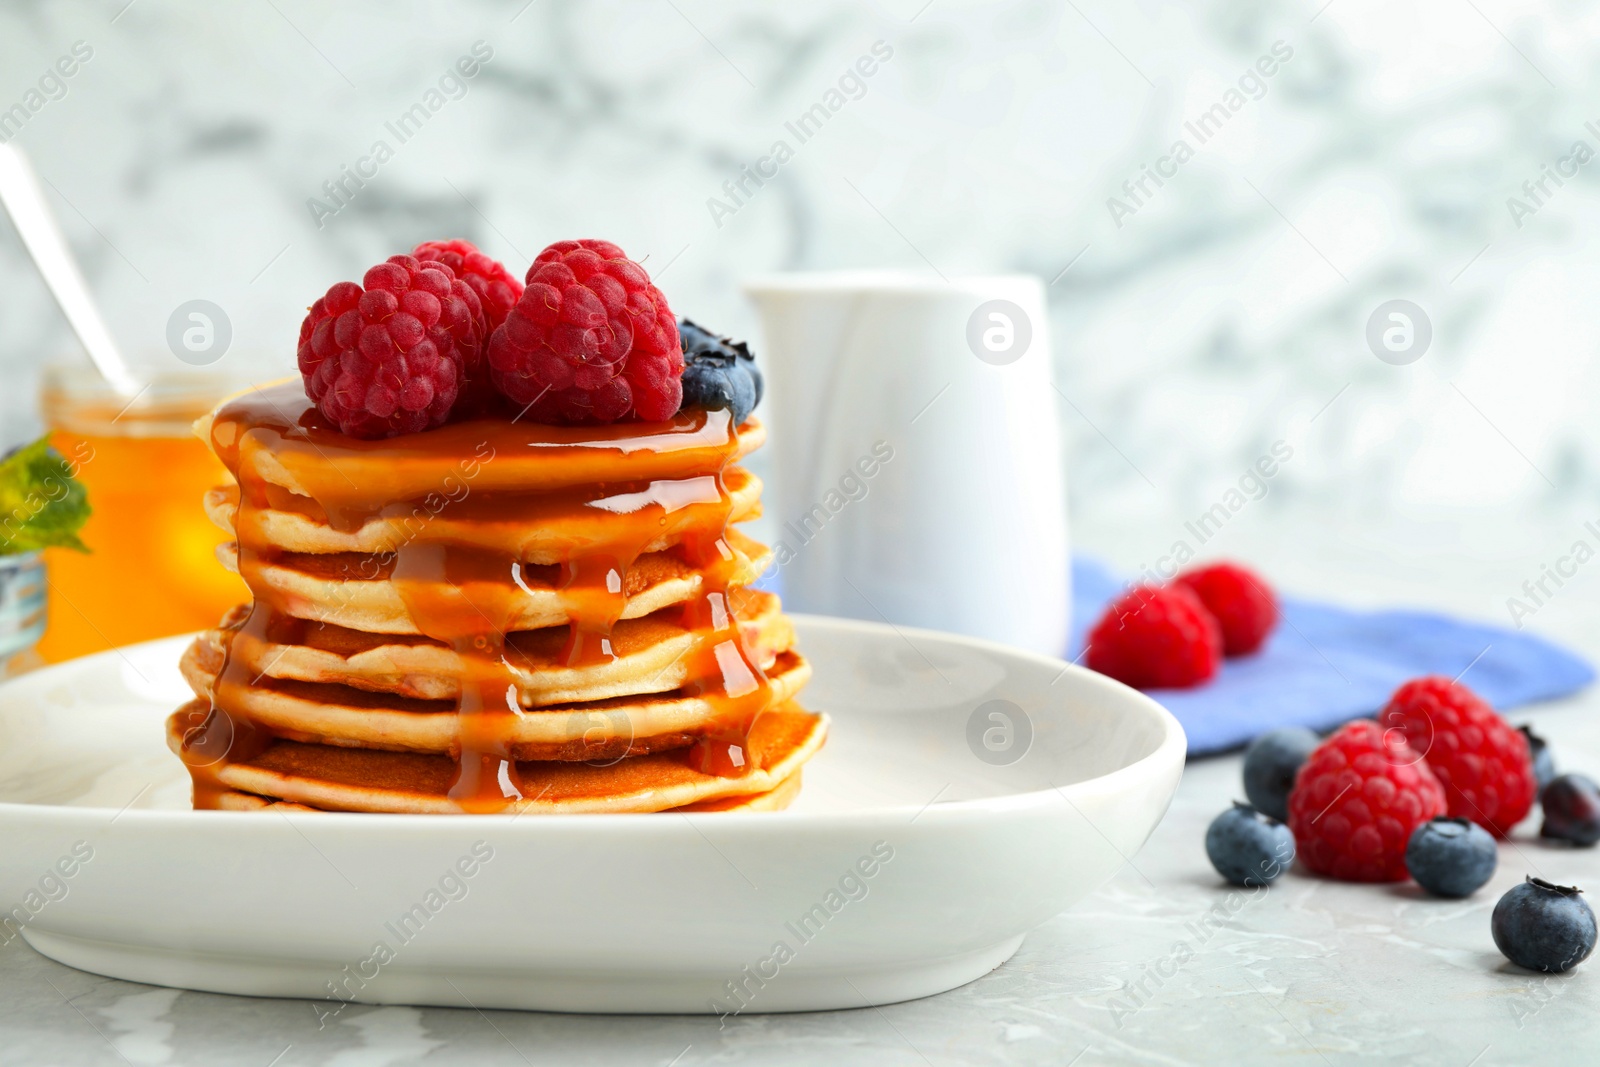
1;0;1597;564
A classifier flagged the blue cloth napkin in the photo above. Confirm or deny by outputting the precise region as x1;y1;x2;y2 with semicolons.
1068;557;1596;757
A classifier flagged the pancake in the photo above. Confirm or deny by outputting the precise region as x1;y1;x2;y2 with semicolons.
208;771;802;814
215;529;773;635
202;465;764;563
197;398;765;502
181;640;812;760
166;701;826;814
673;770;803;812
189;590;792;707
212;792;321;813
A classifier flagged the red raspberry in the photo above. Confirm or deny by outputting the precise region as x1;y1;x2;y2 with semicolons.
1288;719;1447;882
297;255;486;439
1175;561;1279;656
1085;584;1222;689
486;239;683;424
412;239;523;330
1378;676;1536;837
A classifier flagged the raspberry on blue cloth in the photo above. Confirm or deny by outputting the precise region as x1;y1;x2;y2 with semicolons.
1085;584;1221;689
1176;561;1278;655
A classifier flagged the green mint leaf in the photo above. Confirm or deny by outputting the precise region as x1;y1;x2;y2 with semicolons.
0;435;91;555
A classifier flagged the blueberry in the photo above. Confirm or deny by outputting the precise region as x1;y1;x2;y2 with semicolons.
1491;877;1598;973
1540;773;1600;847
681;361;760;426
677;319;763;425
1205;801;1295;887
1520;724;1556;791
1405;816;1497;898
1242;727;1320;823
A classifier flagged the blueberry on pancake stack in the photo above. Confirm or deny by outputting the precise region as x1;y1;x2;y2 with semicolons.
167;239;825;813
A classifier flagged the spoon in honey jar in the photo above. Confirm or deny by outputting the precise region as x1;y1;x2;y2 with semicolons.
0;141;139;395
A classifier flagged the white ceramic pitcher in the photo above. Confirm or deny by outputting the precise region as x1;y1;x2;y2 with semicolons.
743;272;1069;656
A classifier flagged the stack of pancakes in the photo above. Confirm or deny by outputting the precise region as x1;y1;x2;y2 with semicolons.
167;381;826;814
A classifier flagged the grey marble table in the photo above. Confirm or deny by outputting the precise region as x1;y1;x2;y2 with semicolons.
4;509;1598;1066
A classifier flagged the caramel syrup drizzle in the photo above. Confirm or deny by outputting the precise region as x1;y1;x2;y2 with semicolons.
177;382;774;813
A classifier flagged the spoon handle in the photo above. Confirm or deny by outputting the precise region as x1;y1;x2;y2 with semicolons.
0;143;139;396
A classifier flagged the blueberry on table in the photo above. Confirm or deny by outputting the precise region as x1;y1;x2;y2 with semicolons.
1205;801;1295;887
1520;724;1555;791
1491;877;1597;973
1540;773;1600;847
1405;816;1496;898
1242;726;1319;822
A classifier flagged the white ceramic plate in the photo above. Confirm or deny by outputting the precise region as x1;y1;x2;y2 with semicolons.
0;616;1184;1014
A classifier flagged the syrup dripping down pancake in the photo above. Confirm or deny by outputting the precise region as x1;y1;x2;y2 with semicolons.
189;590;792;707
180;642;811;761
167;702;825;814
213;530;772;636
